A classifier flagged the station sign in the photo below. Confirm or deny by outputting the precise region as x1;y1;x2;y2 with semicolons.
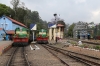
30;24;37;30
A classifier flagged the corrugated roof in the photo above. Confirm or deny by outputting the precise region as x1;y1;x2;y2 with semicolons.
57;24;64;27
6;30;15;34
48;23;55;28
6;16;27;28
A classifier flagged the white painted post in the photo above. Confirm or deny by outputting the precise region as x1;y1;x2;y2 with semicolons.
33;31;34;42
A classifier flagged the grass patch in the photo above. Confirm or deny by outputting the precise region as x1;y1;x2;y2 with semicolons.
70;41;78;46
94;46;100;50
79;44;89;48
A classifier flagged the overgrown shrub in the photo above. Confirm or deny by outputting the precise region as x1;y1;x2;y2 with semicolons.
94;46;100;50
70;41;77;46
79;44;89;48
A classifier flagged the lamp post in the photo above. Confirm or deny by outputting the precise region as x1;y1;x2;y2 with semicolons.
53;13;57;43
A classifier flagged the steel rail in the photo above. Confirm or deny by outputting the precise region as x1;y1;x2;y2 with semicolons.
6;47;31;66
23;47;31;66
6;47;18;66
42;45;70;66
45;44;100;66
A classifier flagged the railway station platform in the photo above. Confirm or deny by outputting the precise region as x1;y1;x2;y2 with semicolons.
0;41;13;55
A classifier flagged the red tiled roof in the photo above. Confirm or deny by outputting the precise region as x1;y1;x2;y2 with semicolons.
6;16;27;28
6;30;15;34
57;24;64;27
0;28;3;30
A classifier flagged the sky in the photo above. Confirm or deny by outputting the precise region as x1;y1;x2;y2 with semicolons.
1;0;100;24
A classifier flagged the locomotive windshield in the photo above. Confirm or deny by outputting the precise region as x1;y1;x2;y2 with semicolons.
39;32;46;35
38;29;47;37
16;31;27;34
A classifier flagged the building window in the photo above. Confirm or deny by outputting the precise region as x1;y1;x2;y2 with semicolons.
5;23;8;26
1;23;3;27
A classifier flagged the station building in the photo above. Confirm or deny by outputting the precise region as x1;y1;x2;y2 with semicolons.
0;15;27;41
48;23;64;40
73;21;88;39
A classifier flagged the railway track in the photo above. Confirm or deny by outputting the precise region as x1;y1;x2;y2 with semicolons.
70;38;100;45
6;47;30;66
42;44;100;66
81;40;100;45
42;44;86;66
42;44;70;66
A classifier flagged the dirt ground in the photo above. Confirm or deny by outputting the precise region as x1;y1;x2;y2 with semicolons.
50;39;100;58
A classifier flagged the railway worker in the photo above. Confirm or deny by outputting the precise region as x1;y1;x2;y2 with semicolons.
87;34;90;39
9;35;12;41
77;35;80;39
83;35;85;39
7;35;10;40
56;37;58;43
52;35;54;40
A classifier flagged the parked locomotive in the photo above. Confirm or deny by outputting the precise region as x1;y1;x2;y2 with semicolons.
12;27;33;46
36;29;48;44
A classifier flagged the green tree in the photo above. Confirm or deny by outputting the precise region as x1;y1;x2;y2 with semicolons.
16;7;27;23
64;24;69;37
67;23;75;37
0;3;11;16
10;0;20;20
31;11;40;23
8;1;48;29
24;9;48;30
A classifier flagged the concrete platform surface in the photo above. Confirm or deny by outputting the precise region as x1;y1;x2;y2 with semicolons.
0;41;13;55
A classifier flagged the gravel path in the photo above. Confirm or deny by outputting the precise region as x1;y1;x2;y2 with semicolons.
25;44;66;66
